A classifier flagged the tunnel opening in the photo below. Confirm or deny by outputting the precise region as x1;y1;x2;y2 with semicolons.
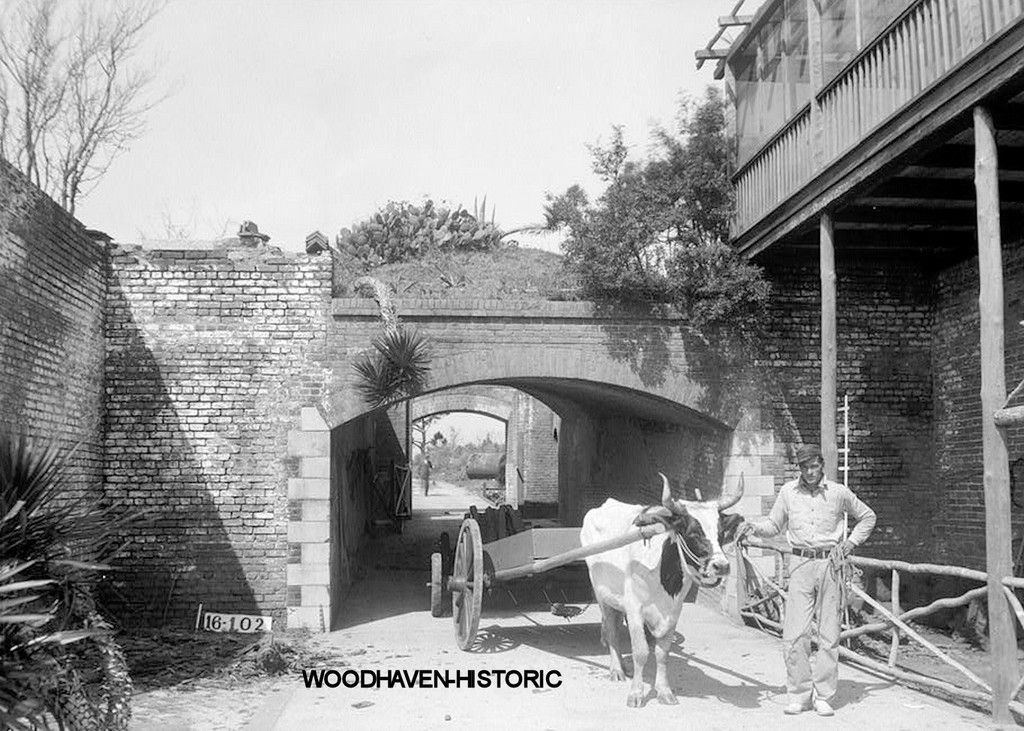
327;377;735;630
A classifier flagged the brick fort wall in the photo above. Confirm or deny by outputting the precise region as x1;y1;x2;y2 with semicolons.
103;241;332;626
0;161;106;502
932;236;1024;570
757;252;936;561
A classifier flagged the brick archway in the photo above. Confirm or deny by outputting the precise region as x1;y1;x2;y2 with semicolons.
321;343;713;431
409;388;512;423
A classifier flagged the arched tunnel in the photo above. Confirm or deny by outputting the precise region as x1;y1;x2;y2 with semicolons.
326;376;737;629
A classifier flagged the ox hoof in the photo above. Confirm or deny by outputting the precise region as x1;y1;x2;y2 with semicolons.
626;692;645;708
609;668;626;682
656;690;678;705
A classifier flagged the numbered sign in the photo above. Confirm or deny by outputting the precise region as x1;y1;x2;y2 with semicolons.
201;611;273;633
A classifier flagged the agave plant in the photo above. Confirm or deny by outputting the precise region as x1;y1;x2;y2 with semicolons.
0;433;138;730
352;327;432;408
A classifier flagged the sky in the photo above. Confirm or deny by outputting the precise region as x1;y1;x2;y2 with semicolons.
433;412;505;447
73;0;746;253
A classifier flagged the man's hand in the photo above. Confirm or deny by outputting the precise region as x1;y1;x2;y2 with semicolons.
839;540;856;557
735;521;757;544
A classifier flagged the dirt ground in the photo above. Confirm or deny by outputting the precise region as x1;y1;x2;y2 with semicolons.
123;480;1012;730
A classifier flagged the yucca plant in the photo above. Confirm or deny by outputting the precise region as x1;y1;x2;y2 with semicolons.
0;559;62;731
0;433;138;730
352;327;432;408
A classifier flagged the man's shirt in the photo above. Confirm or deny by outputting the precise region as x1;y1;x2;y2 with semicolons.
753;476;876;549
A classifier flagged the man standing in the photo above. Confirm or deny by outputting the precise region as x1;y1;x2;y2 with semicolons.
738;444;876;716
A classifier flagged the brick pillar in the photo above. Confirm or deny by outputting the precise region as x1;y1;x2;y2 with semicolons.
721;409;777;619
286;407;331;631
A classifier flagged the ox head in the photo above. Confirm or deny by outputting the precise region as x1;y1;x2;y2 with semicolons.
648;472;744;593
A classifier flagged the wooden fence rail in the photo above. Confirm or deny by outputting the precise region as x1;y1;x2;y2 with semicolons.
738;538;1024;717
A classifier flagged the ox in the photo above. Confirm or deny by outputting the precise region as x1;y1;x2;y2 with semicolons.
581;472;744;707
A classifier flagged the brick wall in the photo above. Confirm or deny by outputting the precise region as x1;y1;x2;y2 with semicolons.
758;252;936;560
5;174;999;628
103;241;332;626
0;161;105;499
932;236;1024;569
516;391;559;505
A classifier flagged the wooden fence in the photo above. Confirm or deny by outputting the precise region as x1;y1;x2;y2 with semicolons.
737;537;1024;718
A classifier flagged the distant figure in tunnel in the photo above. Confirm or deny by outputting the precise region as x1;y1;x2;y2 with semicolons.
737;443;876;717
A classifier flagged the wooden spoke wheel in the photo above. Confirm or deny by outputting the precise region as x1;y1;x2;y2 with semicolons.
430;552;445;617
451;518;483;651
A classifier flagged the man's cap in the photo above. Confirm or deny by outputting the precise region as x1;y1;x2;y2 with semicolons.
795;444;822;465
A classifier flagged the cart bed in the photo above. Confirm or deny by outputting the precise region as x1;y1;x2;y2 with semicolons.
483;527;581;574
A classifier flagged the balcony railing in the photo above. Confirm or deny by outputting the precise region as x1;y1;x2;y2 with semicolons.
734;106;813;234
732;0;1024;238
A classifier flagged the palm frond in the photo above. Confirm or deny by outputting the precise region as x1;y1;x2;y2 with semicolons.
352;327;432;408
0;433;140;730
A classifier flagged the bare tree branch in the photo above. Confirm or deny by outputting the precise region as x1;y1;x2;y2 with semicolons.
0;0;165;214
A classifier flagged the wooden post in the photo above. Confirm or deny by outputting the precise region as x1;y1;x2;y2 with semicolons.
820;213;839;478
974;104;1017;725
404;400;412;513
888;569;901;667
805;0;825;169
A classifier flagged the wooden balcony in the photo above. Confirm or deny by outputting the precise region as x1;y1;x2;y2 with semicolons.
732;0;1024;255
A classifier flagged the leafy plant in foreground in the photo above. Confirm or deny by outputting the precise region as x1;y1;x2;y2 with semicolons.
0;433;139;730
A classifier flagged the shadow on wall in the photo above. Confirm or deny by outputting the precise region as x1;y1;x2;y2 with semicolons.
329;410;404;626
595;299;771;430
100;275;259;629
0;180;105;497
595;302;673;389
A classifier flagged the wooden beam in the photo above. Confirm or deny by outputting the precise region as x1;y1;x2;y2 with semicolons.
974;104;1017;725
701;0;749;73
838;206;982;227
898;166;1024;182
820;213;838;479
857;196;1024;211
833;221;977;232
695;49;729;61
873;177;1024;201
718;14;753;26
916;144;1024;171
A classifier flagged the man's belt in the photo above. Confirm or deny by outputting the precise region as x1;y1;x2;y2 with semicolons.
792;546;833;559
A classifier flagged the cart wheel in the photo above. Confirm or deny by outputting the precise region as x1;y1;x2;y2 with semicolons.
430;552;445;617
452;517;483;651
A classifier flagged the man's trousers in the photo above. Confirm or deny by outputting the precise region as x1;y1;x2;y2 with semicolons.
782;556;842;705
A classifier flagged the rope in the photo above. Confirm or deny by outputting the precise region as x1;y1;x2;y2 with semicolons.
739;541;861;631
632;507;722;588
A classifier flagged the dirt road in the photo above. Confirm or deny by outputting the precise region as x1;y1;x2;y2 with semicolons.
243;583;990;731
130;480;997;730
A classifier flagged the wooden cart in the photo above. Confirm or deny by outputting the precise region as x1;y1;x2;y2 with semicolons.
430;517;667;650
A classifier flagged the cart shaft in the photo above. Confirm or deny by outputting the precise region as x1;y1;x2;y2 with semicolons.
489;523;667;584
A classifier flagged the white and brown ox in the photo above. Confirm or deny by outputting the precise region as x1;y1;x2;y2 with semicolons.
581;472;744;707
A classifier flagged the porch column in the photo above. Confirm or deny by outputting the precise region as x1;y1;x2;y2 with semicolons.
973;105;1017;724
819;213;838;478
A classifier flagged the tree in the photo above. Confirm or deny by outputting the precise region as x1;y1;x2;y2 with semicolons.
0;0;165;215
411;415;445;496
545;86;770;340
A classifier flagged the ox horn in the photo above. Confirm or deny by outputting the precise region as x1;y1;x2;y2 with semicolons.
717;472;744;511
659;472;674;508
